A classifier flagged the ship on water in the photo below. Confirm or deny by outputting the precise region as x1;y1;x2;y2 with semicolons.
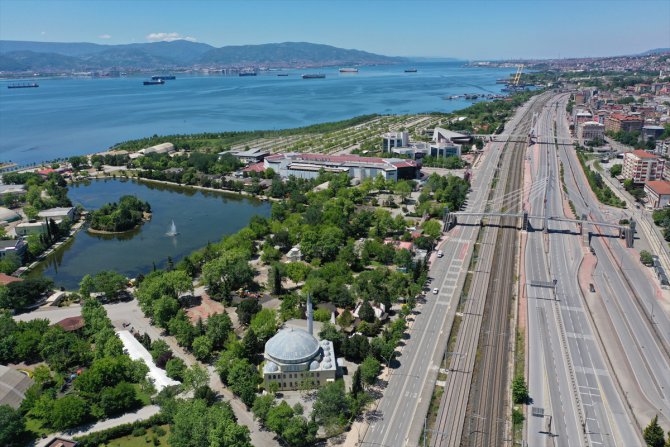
8;83;39;89
277;73;289;76
339;68;358;73
302;73;326;79
152;75;176;80
239;68;257;77
404;68;418;73
143;80;165;85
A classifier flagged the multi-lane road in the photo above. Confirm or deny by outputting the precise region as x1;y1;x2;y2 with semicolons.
362;95;545;447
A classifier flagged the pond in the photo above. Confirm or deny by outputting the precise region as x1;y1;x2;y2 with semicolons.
28;178;271;289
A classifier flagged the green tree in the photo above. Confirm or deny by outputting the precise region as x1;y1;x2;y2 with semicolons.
0;404;25;447
202;250;254;299
640;250;654;266
266;400;294;434
206;312;233;350
269;263;283;295
512;375;529;404
192;335;214;361
312;380;349;432
50;395;89;430
358;300;376;323
643;415;666;447
252;394;275;426
95;381;140;418
236;299;261;326
153;296;180;328
609;164;622;177
359;355;381;387
166;357;187;381
249;308;278;343
421;219;442;241
228;358;260;407
182;364;210;394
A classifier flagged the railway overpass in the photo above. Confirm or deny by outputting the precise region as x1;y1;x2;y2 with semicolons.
443;209;636;247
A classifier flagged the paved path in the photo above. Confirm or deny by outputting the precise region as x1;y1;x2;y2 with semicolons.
32;405;160;447
16;300;279;447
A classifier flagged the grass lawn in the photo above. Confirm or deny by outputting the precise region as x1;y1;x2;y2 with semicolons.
133;383;153;406
25;416;51;438
105;425;170;447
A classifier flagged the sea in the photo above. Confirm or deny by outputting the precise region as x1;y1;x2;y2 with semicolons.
0;62;512;165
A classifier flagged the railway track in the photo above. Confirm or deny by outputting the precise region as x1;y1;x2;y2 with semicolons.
429;94;548;447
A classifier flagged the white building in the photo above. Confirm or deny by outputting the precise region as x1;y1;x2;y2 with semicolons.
38;207;76;223
382;131;409;152
15;221;47;237
264;153;418;181
623;150;665;184
262;295;337;391
644;180;670;208
578;121;605;142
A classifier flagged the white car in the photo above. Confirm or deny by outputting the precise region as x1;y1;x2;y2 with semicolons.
437;251;444;258
433;288;439;295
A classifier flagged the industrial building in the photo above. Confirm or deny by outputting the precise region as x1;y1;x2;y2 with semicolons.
264;153;418;181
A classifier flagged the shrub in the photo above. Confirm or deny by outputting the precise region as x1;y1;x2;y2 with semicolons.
133;427;147;437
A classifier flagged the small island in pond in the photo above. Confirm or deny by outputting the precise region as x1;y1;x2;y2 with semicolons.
88;195;152;233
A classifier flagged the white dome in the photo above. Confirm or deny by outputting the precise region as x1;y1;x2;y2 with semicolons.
309;360;320;370
265;327;320;364
264;361;279;373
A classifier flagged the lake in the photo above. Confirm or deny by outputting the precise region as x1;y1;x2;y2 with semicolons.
28;179;271;289
0;62;512;165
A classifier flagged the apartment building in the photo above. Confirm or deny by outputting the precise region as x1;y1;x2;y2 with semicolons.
622;150;665;183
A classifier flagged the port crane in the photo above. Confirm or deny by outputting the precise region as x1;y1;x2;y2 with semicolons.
512;64;524;87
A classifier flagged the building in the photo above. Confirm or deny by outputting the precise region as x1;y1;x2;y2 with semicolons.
0;206;21;224
605;113;643;133
262;295;337;391
286;245;302;262
38;207;76;223
622;150;665;183
429;142;461;158
382;131;409;152
142;142;174;155
0;184;26;197
222;147;270;164
642;125;665;141
0;273;22;286
264;153;418;181
45;438;78;447
15;221;48;237
0;238;27;259
579;121;605;142
432;127;472;145
644;180;670;208
0;365;34;409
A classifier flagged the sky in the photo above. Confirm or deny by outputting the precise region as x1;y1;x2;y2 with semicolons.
1;0;669;60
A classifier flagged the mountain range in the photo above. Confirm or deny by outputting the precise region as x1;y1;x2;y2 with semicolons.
0;40;403;72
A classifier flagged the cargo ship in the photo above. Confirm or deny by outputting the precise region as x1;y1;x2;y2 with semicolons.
8;83;39;89
302;73;326;79
143;80;165;85
151;75;176;80
339;68;358;73
239;69;257;76
404;68;418;73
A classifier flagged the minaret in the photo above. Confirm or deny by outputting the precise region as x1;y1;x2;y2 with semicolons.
307;293;313;336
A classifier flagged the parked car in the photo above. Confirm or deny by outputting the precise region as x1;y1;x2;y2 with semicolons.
433;288;439;294
589;283;595;293
437;250;444;258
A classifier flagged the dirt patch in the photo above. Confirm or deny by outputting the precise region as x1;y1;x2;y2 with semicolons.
185;291;225;323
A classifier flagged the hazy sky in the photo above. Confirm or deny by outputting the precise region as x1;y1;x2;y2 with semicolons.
1;0;669;60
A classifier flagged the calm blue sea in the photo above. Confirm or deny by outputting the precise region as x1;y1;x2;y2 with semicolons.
0;62;511;165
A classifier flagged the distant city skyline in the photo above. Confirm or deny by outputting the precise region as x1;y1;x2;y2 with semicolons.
1;0;668;60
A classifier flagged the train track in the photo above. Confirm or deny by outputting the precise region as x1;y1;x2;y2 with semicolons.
429;94;548;447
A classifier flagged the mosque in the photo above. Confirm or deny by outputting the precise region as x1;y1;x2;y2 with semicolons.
262;295;337;391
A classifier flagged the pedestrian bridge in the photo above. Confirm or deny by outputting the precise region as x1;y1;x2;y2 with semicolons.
443;210;636;247
471;134;574;146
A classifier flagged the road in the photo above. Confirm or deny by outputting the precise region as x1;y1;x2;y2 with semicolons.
554;95;670;433
14;300;279;447
525;93;642;446
361;95;544;447
429;92;546;447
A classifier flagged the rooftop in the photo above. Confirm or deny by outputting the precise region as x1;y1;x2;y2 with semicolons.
0;365;34;409
55;316;85;332
265;327;320;364
630;150;659;159
645;180;670;195
0;273;22;286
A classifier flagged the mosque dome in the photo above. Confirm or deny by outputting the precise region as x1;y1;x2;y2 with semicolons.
265;327;320;365
264;361;279;373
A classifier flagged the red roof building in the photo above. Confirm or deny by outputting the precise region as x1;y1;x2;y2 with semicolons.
55;316;85;332
645;180;670;208
0;273;23;286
